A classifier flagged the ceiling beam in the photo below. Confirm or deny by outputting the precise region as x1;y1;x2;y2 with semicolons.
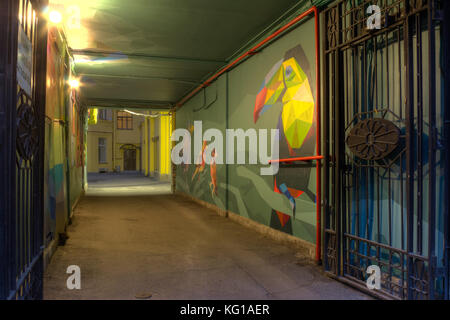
71;48;227;65
84;97;174;109
79;73;201;85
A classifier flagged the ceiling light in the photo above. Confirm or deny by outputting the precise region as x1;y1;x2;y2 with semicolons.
69;79;79;89
49;10;62;24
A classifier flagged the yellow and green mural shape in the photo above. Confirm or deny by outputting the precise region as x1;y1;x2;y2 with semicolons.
253;44;317;234
44;26;84;245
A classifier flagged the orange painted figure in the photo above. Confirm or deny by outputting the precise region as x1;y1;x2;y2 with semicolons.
192;140;208;181
209;149;217;196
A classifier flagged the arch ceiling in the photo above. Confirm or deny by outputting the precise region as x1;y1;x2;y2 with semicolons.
49;0;307;109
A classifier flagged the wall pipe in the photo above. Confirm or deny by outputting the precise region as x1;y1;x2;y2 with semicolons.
269;156;324;164
175;6;319;109
175;6;321;262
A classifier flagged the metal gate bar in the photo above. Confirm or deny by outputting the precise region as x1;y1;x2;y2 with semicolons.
323;0;447;300
443;0;450;301
0;0;47;300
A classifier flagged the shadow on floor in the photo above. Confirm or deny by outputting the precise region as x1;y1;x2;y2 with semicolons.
44;188;371;300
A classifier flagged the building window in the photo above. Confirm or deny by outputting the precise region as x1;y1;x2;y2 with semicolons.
98;109;112;120
98;138;107;163
117;111;133;130
98;109;107;120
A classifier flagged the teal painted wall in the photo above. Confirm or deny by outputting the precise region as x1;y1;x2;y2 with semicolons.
176;16;318;244
43;26;84;248
176;76;228;211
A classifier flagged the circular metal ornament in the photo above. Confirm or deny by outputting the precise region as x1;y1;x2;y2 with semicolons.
16;93;38;161
346;118;400;161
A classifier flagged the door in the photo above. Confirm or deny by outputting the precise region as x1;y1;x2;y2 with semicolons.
124;149;136;171
0;0;47;299
323;0;448;300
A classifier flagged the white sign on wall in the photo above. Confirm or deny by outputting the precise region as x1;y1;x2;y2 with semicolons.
17;24;33;96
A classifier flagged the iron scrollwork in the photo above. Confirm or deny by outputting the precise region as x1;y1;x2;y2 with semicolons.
16;90;38;161
346;118;400;161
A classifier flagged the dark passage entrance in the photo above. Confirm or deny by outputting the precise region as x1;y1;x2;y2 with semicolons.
123;149;137;171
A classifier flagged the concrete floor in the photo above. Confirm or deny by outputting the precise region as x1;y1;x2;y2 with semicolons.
85;172;171;196
44;173;370;300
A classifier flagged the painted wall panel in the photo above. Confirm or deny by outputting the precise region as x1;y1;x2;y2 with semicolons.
227;18;317;243
175;17;318;244
44;29;67;242
44;27;84;247
176;76;227;210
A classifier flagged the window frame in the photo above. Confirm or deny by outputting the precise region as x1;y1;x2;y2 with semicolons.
98;109;107;120
98;109;112;121
98;137;107;164
117;111;133;130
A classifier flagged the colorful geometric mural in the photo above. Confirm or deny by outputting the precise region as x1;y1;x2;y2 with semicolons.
44;28;66;242
254;45;316;233
88;108;98;125
176;19;318;244
255;45;315;153
44;26;84;246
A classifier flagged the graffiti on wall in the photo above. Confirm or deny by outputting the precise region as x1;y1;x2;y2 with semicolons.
176;23;318;244
44;30;66;241
253;44;317;233
44;27;84;244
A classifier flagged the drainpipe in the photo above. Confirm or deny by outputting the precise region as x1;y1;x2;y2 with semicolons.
112;110;116;171
225;72;229;218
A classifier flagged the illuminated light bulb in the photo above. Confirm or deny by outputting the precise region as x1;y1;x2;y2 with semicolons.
49;10;62;24
69;79;79;89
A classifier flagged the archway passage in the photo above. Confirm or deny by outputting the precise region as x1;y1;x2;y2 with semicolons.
84;107;173;196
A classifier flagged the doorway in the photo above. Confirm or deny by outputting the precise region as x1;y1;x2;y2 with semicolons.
124;148;137;171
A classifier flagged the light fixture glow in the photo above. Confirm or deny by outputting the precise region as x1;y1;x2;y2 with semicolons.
49;10;62;23
124;109;160;118
69;79;79;89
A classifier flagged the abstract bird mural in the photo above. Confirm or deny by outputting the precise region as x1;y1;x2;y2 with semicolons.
254;45;317;233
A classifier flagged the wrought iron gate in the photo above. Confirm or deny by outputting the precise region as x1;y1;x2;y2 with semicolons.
0;0;47;299
323;0;448;299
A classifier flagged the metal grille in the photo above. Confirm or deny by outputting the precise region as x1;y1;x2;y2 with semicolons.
13;0;46;300
323;0;447;299
0;0;47;300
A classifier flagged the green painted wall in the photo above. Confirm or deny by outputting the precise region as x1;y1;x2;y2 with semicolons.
43;26;84;248
176;76;228;210
176;16;318;244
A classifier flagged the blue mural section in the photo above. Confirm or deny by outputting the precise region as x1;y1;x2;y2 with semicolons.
43;26;84;250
